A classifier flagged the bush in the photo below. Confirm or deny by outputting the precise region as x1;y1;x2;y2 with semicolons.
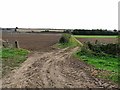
104;44;119;55
87;42;101;53
77;44;93;56
86;42;119;56
59;34;71;43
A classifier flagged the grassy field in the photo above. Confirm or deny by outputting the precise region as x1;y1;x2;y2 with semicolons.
1;48;29;76
73;35;118;38
74;35;118;44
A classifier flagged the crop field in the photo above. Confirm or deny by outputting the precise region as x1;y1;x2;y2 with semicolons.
74;35;118;44
2;33;61;51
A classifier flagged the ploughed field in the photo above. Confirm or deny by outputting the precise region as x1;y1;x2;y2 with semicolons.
74;35;118;44
2;32;61;51
1;33;118;88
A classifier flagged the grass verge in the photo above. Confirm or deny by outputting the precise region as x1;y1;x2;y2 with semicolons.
58;34;119;83
57;34;83;48
74;47;119;83
0;48;30;76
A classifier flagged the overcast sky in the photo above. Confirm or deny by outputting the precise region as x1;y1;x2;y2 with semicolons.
0;0;119;30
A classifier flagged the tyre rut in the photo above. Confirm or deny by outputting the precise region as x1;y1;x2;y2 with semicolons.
2;47;117;88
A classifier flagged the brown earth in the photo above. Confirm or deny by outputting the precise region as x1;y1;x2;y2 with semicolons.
2;32;61;51
1;33;118;88
77;38;118;44
1;47;117;88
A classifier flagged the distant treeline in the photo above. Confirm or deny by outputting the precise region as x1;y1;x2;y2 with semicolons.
71;29;119;35
1;28;119;35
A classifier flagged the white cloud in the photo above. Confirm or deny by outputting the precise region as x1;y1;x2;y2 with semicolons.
0;0;119;29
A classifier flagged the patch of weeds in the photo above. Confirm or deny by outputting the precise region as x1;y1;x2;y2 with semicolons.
1;48;30;76
58;34;82;48
74;45;118;83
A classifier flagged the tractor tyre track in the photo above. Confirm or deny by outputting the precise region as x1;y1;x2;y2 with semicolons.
2;47;117;88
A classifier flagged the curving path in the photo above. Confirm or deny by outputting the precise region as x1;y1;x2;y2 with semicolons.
2;47;117;88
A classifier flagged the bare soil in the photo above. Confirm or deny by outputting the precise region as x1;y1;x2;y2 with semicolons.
1;33;118;88
2;33;61;51
77;38;118;44
2;47;117;88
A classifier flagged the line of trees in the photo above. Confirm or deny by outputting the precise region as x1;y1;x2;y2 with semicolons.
72;29;119;35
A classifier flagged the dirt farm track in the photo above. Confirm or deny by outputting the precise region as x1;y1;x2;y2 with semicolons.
2;32;61;51
1;32;118;88
2;47;117;88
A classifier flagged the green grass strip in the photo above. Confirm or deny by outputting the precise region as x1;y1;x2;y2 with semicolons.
1;48;30;76
73;35;118;38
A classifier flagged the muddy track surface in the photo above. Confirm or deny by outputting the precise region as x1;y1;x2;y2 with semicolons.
2;47;117;88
